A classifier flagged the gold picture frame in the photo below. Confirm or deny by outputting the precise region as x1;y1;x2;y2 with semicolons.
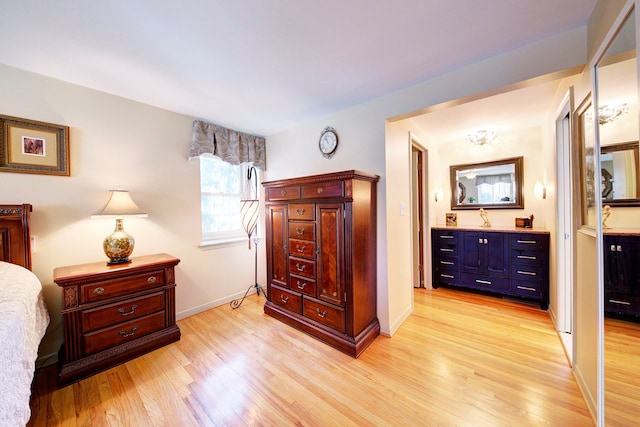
0;114;70;176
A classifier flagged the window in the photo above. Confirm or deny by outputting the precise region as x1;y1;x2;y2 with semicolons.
200;156;254;245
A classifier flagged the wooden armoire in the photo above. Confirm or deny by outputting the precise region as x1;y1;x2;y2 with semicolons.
262;170;379;357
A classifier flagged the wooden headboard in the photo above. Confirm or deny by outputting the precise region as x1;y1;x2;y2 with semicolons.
0;204;32;270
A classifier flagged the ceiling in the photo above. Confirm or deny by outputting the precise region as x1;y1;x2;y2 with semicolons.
0;0;596;136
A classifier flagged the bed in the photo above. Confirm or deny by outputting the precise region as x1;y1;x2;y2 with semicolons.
0;204;50;426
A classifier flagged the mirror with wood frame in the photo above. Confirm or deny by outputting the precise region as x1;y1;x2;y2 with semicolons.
449;156;524;210
601;142;640;206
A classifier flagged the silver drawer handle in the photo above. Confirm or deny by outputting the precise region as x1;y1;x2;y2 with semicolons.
440;261;454;265
147;276;157;284
440;248;454;252
316;308;327;318
517;286;536;291
296;208;306;215
117;304;138;316
296;281;307;290
609;299;631;306
119;326;138;338
439;235;454;239
517;255;537;260
93;287;105;296
517;240;536;244
517;270;537;276
441;274;454;279
296;228;305;235
296;245;307;253
280;295;289;304
476;279;492;285
295;263;306;272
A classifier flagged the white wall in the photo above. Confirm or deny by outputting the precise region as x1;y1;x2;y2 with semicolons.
0;63;263;360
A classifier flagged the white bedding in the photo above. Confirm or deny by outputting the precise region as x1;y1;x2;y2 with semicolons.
0;261;50;426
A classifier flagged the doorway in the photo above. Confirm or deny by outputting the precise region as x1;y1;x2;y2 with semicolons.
411;139;427;288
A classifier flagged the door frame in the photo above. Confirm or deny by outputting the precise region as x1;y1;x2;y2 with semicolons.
409;134;429;291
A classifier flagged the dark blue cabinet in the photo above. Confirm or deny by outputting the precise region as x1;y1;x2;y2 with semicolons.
604;234;640;317
432;227;549;309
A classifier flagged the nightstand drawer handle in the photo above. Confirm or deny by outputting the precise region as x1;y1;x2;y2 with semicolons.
280;295;289;304
93;287;105;296
316;308;327;318
117;304;138;316
147;276;157;284
119;326;138;338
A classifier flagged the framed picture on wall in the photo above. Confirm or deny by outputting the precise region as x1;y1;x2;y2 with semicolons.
0;114;70;176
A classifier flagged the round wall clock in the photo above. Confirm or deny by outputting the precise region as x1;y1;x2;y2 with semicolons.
319;126;338;158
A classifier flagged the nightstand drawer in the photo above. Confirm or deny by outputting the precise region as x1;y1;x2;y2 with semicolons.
81;291;165;333
83;311;166;356
81;270;165;304
303;298;345;332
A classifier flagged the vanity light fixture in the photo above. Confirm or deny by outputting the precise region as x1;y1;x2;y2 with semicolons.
466;130;499;146
92;189;148;265
534;181;547;200
598;103;628;125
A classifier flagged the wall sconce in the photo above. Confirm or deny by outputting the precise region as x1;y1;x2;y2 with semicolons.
466;130;499;146
92;189;148;265
533;181;547;200
434;188;443;202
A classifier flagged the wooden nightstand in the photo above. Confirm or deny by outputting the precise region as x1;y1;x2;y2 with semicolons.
54;253;181;385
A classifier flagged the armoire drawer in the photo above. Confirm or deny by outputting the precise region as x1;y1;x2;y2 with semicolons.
303;297;345;332
289;257;316;279
288;204;314;220
271;285;303;314
289;238;316;259
301;181;343;199
289;275;316;296
289;222;315;241
266;185;300;201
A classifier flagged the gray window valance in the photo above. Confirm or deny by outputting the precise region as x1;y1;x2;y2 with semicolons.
475;173;513;186
188;120;266;170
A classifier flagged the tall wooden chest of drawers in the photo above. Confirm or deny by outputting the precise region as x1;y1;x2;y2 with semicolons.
54;253;180;385
263;170;379;357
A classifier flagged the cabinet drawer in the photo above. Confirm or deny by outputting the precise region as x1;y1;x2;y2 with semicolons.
303;297;345;332
289;222;315;241
289;238;316;259
511;249;543;266
511;265;543;282
289;274;316;296
510;233;545;249
289;257;316;279
271;285;303;314
81;271;165;304
288;204;314;220
301;181;343;199
511;280;542;298
83;311;166;356
605;291;640;315
435;255;458;271
81;291;165;333
266;185;300;201
435;270;458;286
461;273;510;291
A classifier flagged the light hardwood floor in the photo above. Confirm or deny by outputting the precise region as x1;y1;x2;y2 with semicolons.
28;288;594;426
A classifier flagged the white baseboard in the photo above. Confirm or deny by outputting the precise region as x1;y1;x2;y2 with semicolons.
573;364;597;424
177;288;260;320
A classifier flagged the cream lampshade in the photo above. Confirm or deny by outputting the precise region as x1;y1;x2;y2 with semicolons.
92;189;148;265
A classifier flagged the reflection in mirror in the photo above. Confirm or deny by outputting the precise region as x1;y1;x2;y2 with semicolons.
595;7;640;427
449;157;523;210
577;96;596;227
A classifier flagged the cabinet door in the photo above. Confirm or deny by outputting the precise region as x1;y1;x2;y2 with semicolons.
461;231;482;274
603;235;620;291
266;205;288;289
485;232;509;277
317;204;344;306
618;236;640;294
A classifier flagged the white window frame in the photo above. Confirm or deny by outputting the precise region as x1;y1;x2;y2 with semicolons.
199;156;257;249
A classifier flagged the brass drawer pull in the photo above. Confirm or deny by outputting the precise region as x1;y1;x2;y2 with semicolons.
117;304;138;316
93;287;105;296
316;308;327;318
517;286;537;292
280;190;287;197
295;263;306;272
296;281;307;290
147;276;157;284
296;245;307;253
118;326;138;338
296;208;306;215
296;228;305;235
280;295;289;304
317;187;324;194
